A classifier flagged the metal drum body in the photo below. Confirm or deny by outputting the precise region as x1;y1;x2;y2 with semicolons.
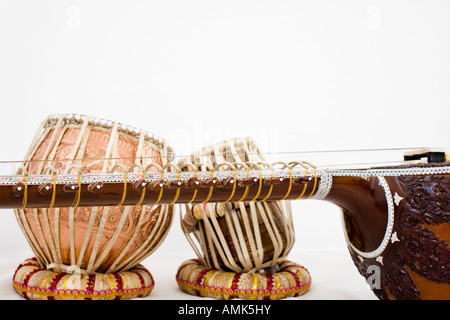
179;137;295;273
14;114;174;274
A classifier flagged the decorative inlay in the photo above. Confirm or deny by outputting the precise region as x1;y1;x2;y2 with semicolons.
343;176;395;259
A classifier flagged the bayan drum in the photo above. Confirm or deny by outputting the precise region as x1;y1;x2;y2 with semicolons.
12;114;174;300
175;137;311;300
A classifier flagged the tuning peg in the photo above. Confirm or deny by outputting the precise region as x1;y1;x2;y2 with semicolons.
63;183;79;193
238;176;259;187
38;182;54;195
219;176;235;188
263;177;284;185
166;179;183;189
12;182;26;197
148;179;165;190
87;181;104;193
133;179;148;190
184;177;201;189
200;177;218;188
293;177;310;185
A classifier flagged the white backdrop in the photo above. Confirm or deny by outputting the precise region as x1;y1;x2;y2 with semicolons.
0;0;448;300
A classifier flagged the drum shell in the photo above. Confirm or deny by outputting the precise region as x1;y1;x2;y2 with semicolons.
15;115;174;274
195;202;291;272
180;137;295;272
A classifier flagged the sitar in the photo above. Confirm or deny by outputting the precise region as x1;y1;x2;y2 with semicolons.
1;114;448;300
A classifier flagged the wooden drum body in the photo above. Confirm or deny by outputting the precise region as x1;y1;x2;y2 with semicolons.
179;137;295;272
14;114;174;288
176;138;311;300
188;201;294;273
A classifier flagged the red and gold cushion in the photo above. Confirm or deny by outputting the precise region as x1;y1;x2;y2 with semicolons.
176;259;311;300
13;257;154;300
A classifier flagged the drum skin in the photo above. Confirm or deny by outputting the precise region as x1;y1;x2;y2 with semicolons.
15;115;174;274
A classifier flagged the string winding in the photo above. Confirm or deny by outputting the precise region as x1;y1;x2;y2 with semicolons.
71;172;82;208
20;173;28;209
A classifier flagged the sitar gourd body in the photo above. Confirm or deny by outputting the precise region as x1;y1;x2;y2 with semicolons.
327;164;450;300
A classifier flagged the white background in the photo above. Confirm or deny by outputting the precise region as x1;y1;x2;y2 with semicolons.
0;0;448;300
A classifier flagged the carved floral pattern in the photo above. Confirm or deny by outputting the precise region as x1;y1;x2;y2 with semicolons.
348;173;450;300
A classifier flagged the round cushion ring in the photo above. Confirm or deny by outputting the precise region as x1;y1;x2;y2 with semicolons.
176;259;311;300
13;257;154;300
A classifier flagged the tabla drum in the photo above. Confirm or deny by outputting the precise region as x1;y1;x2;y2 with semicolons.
13;114;174;300
176;137;311;300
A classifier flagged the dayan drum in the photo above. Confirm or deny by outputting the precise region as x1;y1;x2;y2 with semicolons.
176;137;311;300
13;114;174;300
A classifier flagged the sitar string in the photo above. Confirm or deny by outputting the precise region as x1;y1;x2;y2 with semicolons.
0;146;430;165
